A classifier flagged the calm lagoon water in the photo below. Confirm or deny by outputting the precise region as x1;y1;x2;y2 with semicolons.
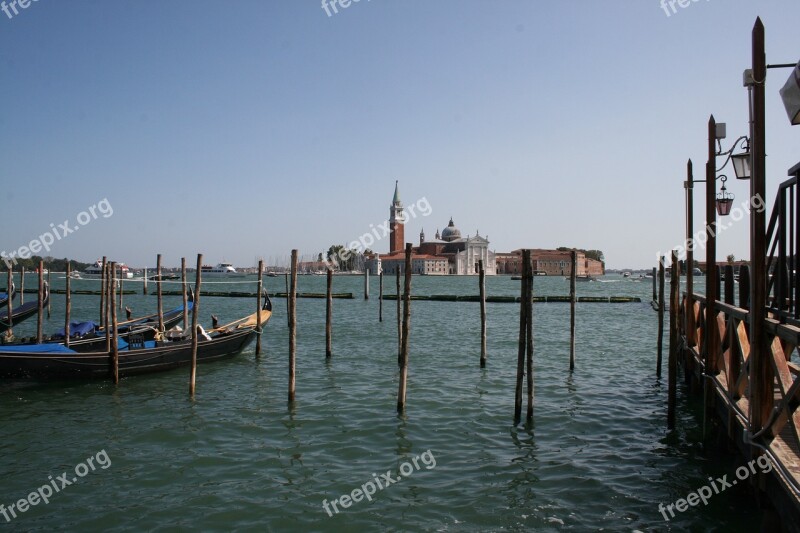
0;273;762;531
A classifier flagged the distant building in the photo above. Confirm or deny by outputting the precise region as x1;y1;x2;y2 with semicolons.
366;182;497;275
496;249;605;276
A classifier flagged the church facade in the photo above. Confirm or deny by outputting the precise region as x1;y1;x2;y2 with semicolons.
367;182;497;275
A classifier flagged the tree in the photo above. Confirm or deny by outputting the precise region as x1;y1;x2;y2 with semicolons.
727;254;735;264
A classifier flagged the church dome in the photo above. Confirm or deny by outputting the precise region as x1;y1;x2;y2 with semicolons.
441;218;462;242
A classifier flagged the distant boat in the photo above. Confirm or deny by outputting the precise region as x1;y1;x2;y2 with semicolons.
200;263;247;277
566;275;596;282
84;260;133;279
623;272;631;278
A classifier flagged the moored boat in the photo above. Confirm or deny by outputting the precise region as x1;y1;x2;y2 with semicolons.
0;292;271;379
0;283;50;333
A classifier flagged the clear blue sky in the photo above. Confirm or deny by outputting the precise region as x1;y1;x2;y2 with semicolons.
2;0;799;269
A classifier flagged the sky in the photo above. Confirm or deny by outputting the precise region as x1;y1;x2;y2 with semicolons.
1;0;799;270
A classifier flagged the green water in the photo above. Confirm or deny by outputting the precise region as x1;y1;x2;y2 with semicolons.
0;273;762;531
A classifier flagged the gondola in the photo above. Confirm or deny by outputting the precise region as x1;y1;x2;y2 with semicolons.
0;290;194;352
0;292;272;380
0;283;15;308
0;283;49;334
45;290;195;353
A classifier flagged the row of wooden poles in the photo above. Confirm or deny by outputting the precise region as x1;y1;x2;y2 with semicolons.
653;251;751;429
5;254;267;397
293;247;580;421
9;247;582;415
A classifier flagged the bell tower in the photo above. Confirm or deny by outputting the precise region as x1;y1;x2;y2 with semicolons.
389;180;405;253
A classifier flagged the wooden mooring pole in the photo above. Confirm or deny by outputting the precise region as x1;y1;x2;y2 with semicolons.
111;262;119;384
656;256;665;378
189;253;202;396
514;249;531;425
479;259;487;368
364;268;369;300
104;262;111;352
397;243;412;413
570;250;577;372
5;267;12;338
379;271;383;322
65;260;71;348
143;267;148;295
181;257;188;331
326;268;332;358
289;250;298;403
36;260;44;344
525;252;534;422
19;266;24;305
47;267;51;318
668;250;679;429
652;267;657;302
157;254;164;332
100;256;107;328
285;273;290;328
256;259;263;357
396;268;402;366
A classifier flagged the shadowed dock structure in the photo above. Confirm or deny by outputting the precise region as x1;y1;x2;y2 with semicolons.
670;18;800;530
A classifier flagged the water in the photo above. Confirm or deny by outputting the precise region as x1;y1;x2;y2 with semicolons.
0;273;762;531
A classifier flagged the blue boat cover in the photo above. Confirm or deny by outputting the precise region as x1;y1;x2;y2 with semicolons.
0;344;78;354
53;322;97;339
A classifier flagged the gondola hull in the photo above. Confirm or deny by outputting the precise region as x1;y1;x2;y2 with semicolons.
0;326;258;380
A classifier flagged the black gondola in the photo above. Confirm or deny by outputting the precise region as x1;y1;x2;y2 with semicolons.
0;283;49;334
0;292;272;380
0;283;15;308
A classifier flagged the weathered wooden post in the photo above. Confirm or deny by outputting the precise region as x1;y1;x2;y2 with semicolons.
396;268;402;365
289;250;298;403
749;18;772;433
110;262;119;384
479;259;487;368
285;273;290;328
5;267;12;338
668;250;679;429
397;243;412;413
685;159;696;347
181;258;188;331
525;252;534;422
256;259;263;356
36;260;44;344
157;254;164;332
326;268;332;358
65;260;71;348
364;268;369;300
189;254;202;395
100;256;107;328
514;249;531;425
652;267;657;302
19;266;24;305
379;271;383;322
570;250;577;372
104;263;111;352
47;267;51;318
657;256;665;377
143;266;148;295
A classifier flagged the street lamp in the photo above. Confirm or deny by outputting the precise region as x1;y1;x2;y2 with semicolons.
716;132;751;180
716;176;734;216
780;60;800;125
